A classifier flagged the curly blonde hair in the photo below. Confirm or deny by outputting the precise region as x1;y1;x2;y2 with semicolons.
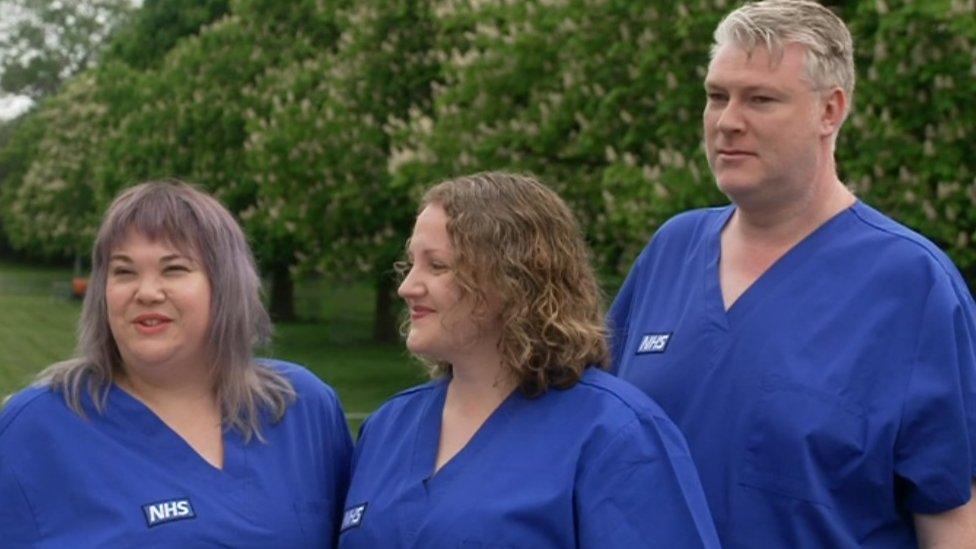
412;172;608;397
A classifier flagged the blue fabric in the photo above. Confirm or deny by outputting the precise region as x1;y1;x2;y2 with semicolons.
609;201;976;548
0;360;352;548
339;367;719;548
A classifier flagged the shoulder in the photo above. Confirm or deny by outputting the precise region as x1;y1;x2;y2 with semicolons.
561;370;695;468
631;206;728;267
360;379;443;432
0;385;70;445
567;372;717;547
848;202;971;298
657;206;727;236
568;368;675;429
259;358;332;393
256;358;342;410
850;203;962;275
652;206;727;245
379;378;442;408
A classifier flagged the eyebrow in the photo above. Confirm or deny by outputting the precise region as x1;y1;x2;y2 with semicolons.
704;82;779;92
109;253;188;263
404;245;450;262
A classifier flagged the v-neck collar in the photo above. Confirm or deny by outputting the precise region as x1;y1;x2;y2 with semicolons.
706;202;858;329
106;383;250;482
409;378;520;489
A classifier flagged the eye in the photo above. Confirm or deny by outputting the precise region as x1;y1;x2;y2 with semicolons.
750;95;775;104
110;267;135;277
393;260;413;275
163;264;190;275
429;261;451;273
706;92;728;103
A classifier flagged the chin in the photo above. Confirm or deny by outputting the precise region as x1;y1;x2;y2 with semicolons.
716;177;761;200
121;340;190;367
406;339;448;365
405;333;431;356
123;352;178;369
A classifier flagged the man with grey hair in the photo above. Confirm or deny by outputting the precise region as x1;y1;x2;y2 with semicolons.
610;0;976;546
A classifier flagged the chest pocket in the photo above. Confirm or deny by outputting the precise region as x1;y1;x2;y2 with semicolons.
739;374;868;507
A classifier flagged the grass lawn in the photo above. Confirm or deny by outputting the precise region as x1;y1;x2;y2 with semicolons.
0;260;82;392
0;260;424;430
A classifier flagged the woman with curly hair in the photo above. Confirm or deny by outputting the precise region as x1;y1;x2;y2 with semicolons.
339;172;719;548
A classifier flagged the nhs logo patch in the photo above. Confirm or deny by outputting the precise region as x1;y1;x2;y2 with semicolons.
636;332;672;354
341;503;367;533
142;497;196;528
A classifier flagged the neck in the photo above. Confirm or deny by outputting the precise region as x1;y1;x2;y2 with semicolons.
116;363;217;410
730;166;855;247
446;347;516;416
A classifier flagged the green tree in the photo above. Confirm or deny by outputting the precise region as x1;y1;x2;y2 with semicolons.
244;0;438;339
0;0;132;254
393;0;725;280
98;0;346;319
0;111;45;256
0;0;132;99
2;63;141;261
104;0;231;70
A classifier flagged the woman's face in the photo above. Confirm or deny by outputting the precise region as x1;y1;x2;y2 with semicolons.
397;204;502;364
106;230;212;375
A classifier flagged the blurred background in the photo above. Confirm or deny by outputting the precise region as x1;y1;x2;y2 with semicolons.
1;0;973;425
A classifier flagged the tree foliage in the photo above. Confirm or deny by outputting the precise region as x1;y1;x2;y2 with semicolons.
391;0;727;279
842;0;976;280
104;0;231;70
0;0;132;99
2;64;141;257
92;0;346;319
1;0;974;332
243;0;438;337
0;110;45;254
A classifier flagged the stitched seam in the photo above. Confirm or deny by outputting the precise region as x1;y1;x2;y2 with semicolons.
849;205;962;285
4;460;42;537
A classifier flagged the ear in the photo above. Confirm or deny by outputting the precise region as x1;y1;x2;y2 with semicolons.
819;87;847;137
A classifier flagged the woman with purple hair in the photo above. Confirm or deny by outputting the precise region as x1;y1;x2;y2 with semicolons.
0;181;351;547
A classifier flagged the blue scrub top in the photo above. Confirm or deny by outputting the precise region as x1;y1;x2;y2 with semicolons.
339;367;720;548
609;202;976;548
0;360;353;548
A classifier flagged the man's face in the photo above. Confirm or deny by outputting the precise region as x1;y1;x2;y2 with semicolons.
703;42;827;206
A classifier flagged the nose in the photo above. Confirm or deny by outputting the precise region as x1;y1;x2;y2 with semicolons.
134;275;166;304
713;100;745;133
397;266;423;300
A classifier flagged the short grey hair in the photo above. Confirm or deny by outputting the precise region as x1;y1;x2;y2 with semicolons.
35;180;294;441
712;0;855;115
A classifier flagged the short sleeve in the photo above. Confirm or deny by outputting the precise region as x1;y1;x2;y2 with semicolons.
574;416;720;548
894;276;976;513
